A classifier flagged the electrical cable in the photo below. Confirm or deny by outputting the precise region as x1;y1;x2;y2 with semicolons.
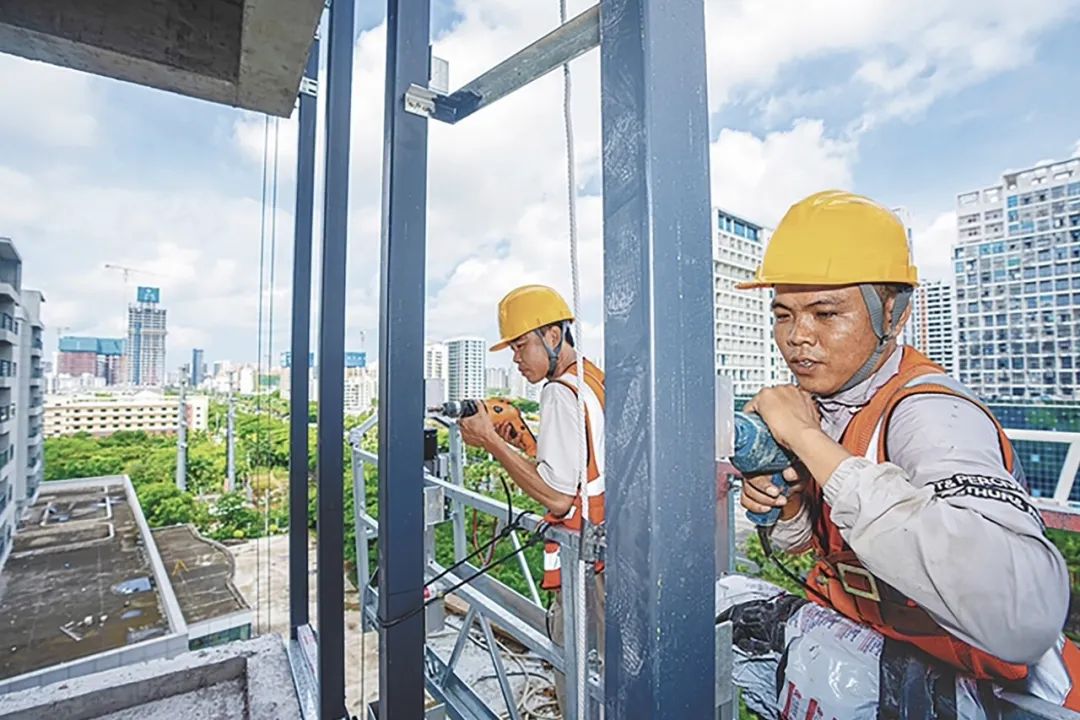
376;523;548;630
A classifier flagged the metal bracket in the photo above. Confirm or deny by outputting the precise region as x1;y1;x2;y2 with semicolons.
299;76;318;97
404;84;437;118
582;523;605;564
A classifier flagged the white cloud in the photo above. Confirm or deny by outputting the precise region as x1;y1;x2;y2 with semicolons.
910;211;957;283
704;0;1080;129
709;119;856;226
3;0;1077;366
0;55;100;147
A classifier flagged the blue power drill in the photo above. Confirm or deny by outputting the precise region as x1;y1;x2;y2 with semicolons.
731;412;795;529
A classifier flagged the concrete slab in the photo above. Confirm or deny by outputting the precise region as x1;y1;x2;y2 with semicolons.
0;634;301;720
0;0;322;117
0;483;168;681
151;525;248;625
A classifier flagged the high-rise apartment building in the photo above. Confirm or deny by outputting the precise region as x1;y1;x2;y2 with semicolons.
486;367;510;394
424;342;449;403
57;337;126;386
446;337;485;402
16;290;45;514
191;348;205;387
954;158;1080;402
905;280;956;374
713;209;779;397
0;239;46;569
125;286;167;387
344;368;379;414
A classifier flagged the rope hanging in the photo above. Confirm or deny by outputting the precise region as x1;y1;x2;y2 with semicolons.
557;0;591;717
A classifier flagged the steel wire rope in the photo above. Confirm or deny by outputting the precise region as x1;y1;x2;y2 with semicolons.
254;114;270;634
264;116;281;635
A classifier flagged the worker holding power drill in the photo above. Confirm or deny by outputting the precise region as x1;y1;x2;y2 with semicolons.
455;284;604;715
718;190;1080;717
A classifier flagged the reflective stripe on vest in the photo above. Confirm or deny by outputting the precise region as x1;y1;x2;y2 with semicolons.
541;359;605;591
807;346;1034;683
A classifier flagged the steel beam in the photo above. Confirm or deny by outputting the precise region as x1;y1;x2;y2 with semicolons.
599;0;717;716
316;0;354;715
429;4;599;124
289;32;319;641
378;0;431;716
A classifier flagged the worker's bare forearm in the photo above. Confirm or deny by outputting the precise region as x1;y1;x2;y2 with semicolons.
486;439;575;516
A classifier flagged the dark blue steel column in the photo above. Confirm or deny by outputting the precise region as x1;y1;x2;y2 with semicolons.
377;0;430;716
316;0;354;717
289;34;319;641
600;0;716;717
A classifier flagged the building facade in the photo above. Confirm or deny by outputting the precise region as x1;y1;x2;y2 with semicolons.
713;209;781;396
44;392;208;437
125;287;167;387
905;280;956;374
954;158;1080;402
191;348;205;387
424;342;448;405
16;290;45;517
445;337;485;402
486;367;510;395
57;337;125;386
0;239;46;570
344;368;378;415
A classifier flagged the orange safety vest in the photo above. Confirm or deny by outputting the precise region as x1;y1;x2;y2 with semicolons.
540;359;605;591
807;347;1080;699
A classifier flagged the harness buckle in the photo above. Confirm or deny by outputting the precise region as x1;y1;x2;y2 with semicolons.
836;562;881;602
582;523;605;565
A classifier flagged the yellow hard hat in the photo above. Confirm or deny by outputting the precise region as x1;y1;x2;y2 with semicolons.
490;285;574;352
737;190;918;289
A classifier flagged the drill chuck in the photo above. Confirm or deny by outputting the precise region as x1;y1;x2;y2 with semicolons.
428;399;480;418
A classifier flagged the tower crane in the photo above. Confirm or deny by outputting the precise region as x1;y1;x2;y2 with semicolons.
103;263;174;285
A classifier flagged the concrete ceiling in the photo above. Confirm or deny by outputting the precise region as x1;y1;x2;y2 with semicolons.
0;0;324;117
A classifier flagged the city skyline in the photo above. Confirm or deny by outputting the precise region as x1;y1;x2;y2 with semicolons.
2;3;1078;364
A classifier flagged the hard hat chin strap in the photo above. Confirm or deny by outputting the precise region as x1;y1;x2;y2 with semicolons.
837;284;912;393
535;321;569;380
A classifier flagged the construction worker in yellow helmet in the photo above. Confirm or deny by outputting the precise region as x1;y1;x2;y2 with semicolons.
716;190;1078;717
457;284;605;714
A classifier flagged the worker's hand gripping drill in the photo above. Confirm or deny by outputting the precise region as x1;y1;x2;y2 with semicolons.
432;398;537;458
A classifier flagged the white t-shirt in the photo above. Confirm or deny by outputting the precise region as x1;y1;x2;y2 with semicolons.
535;366;605;497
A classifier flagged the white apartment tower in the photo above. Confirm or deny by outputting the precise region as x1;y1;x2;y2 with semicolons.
0;239;46;570
954;158;1080;402
713;209;784;396
446;337;485;402
906;280;956;375
424;342;449;404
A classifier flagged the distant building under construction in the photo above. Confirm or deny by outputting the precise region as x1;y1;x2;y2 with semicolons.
125;286;167;387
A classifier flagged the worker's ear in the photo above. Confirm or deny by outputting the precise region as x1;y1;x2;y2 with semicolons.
544;323;564;348
882;293;913;339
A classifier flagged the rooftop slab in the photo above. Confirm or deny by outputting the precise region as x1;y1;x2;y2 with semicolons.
151;525;248;626
0;480;170;681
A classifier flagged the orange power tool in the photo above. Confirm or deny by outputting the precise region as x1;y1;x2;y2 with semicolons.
430;398;537;457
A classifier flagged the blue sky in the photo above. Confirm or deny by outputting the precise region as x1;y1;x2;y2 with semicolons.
0;0;1077;371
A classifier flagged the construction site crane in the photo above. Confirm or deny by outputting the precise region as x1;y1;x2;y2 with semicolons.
103;262;173;285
